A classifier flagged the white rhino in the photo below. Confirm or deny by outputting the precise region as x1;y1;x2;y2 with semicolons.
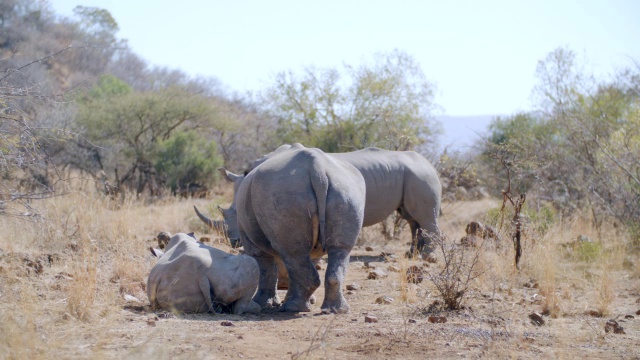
224;144;366;313
196;144;442;257
147;232;261;314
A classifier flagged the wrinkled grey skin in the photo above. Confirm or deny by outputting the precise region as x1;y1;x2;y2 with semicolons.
147;233;261;314
196;144;441;256
224;145;366;313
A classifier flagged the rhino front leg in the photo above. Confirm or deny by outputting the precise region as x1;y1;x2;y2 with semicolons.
279;256;320;312
321;247;351;314
252;255;280;307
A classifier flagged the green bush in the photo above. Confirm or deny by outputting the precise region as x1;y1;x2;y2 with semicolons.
154;131;223;192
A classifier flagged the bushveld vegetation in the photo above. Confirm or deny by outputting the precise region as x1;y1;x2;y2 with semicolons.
1;1;638;358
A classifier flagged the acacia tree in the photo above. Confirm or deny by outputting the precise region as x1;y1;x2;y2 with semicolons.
74;75;224;196
262;50;439;152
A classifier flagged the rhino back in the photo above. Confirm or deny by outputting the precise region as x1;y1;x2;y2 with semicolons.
331;148;441;227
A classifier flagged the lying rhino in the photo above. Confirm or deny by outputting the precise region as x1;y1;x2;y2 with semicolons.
226;144;366;313
147;232;261;314
196;144;441;257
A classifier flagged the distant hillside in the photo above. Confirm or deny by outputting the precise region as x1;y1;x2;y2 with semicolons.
437;115;498;152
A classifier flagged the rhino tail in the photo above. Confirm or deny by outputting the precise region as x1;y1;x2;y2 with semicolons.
310;169;329;252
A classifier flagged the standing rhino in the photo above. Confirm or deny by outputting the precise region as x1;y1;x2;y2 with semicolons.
225;144;366;313
196;144;441;257
147;232;261;314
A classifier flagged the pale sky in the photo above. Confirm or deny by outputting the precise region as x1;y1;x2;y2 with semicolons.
50;0;640;118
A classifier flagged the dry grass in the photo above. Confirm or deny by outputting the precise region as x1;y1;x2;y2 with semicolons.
0;192;637;359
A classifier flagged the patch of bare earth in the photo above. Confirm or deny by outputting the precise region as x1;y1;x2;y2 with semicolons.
0;195;638;359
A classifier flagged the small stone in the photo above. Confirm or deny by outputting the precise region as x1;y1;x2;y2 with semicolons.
368;269;388;279
375;295;394;304
406;265;425;284
387;265;401;272
604;319;625;334
408;318;417;324
428;316;447;323
364;315;378;323
351;318;358;322
346;291;354;295
365;246;374;251
200;236;210;243
529;312;545;326
220;321;234;326
585;310;602;317
636;310;640;315
625;315;634;319
124;294;141;302
346;283;360;291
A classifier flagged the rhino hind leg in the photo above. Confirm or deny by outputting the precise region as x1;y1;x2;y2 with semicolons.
279;256;321;312
321;247;351;314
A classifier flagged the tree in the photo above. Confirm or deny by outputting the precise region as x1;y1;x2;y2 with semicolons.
75;76;222;195
262;50;439;152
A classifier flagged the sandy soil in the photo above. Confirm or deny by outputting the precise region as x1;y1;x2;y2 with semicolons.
1;198;638;359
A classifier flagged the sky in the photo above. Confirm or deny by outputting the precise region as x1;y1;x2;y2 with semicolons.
49;0;640;147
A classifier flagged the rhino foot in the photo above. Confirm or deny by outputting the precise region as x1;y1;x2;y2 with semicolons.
279;298;312;313
320;296;349;314
253;289;281;308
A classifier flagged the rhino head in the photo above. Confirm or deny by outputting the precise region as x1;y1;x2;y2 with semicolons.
193;167;245;248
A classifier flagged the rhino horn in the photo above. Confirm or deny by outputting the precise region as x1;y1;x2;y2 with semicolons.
194;205;226;234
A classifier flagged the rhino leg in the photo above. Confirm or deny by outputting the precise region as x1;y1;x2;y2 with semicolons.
242;240;280;307
233;296;261;315
279;256;321;312
321;247;351;314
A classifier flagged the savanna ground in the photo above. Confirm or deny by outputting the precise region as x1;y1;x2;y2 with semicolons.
1;183;638;360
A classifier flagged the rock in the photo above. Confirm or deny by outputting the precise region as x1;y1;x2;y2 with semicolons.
368;269;388;280
585;310;602;317
624;315;634;319
577;234;593;243
428;316;447;323
365;246;374;252
529;312;545;326
309;295;316;304
636;310;640;315
406;265;425;284
346;291;354;295
200;236;210;243
604;319;625;334
408;318;417;324
220;321;234;327
387;265;401;272
124;294;141;302
351;318;358;322
364;315;378;323
346;283;360;291
375;295;394;304
55;272;73;280
460;235;480;247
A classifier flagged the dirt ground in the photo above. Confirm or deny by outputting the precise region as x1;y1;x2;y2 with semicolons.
1;197;638;359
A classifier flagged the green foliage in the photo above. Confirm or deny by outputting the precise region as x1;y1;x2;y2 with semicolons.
154;131;222;191
84;74;131;100
523;203;556;236
263;50;438;152
573;240;602;262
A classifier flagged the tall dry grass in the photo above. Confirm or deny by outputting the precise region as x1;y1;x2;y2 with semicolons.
0;184;225;356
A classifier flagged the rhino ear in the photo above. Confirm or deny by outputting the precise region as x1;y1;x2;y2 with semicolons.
150;247;164;258
187;232;196;239
218;167;243;183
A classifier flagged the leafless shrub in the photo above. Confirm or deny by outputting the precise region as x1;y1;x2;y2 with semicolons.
427;231;483;310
